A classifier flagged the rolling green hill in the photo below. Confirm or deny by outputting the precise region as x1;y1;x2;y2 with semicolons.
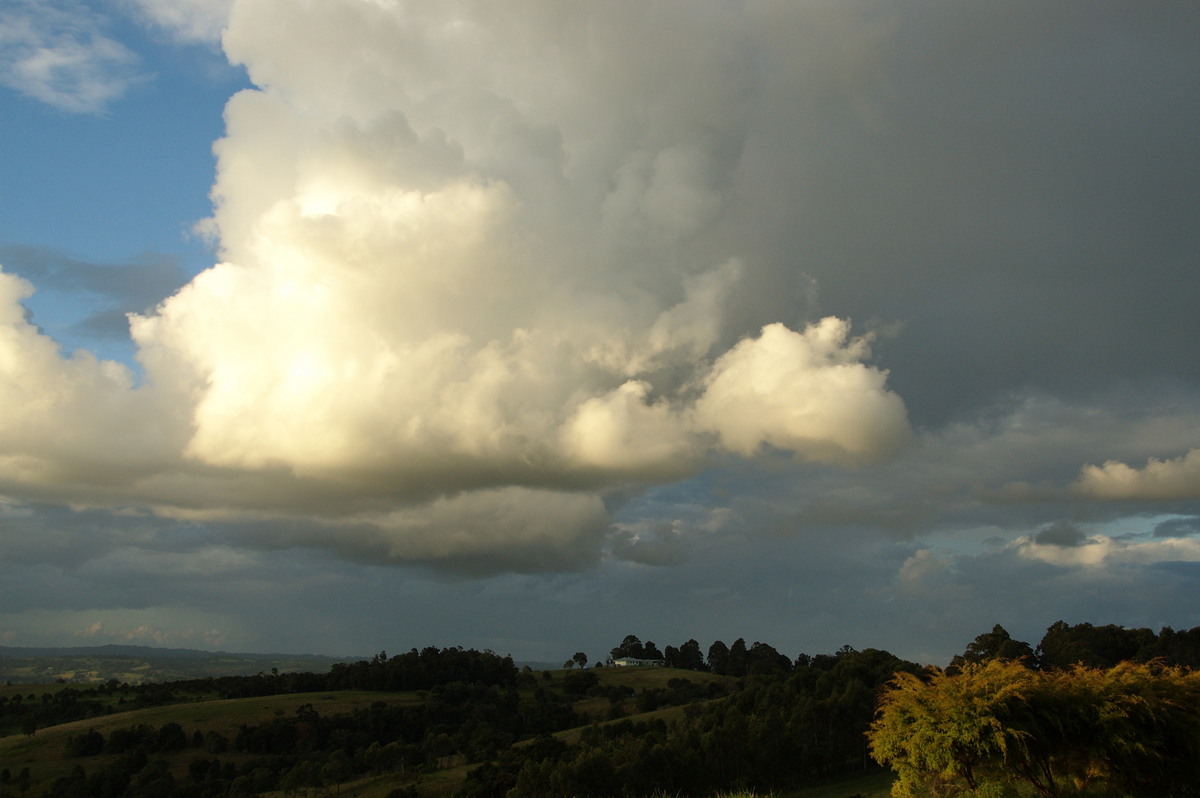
0;668;744;797
0;649;906;798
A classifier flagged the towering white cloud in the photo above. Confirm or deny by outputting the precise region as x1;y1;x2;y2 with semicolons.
0;0;911;572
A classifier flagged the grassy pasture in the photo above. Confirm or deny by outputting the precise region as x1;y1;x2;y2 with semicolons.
781;769;895;797
586;664;731;690
552;664;735;722
530;663;732;691
0;681;79;699
0;690;414;789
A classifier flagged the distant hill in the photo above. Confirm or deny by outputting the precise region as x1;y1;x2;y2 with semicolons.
0;644;361;685
0;643;349;660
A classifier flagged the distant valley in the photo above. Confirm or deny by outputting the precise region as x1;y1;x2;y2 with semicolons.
0;645;357;685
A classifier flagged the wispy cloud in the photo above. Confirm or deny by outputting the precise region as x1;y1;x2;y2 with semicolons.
0;243;190;313
122;0;233;45
0;0;145;113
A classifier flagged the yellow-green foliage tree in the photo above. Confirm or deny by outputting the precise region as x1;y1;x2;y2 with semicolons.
868;659;1200;797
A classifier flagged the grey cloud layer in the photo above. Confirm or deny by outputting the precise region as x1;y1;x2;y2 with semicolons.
728;1;1200;426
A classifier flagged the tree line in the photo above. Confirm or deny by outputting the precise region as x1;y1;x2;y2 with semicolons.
601;621;1200;677
950;621;1200;672
464;645;921;797
605;634;806;675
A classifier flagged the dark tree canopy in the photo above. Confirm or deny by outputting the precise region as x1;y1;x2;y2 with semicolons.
1037;620;1158;670
706;640;730;674
726;638;749;677
747;641;791;675
949;624;1035;671
610;635;646;661
664;639;705;670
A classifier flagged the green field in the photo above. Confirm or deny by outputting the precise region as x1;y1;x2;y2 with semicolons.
782;770;895;798
0;689;413;789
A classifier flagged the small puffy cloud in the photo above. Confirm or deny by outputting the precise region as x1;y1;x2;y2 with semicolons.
694;319;911;464
561;381;698;478
0;0;144;113
1073;449;1200;501
1014;532;1200;570
695;391;1200;556
72;616;228;648
897;548;953;596
0;607;236;650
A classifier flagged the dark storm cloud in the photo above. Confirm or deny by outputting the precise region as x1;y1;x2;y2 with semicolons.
729;1;1200;428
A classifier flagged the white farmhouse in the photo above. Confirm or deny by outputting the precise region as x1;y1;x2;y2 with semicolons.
611;657;665;667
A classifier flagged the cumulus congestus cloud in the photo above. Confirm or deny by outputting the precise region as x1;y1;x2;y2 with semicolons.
0;0;911;572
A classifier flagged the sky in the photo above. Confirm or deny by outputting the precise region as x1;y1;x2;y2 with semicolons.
1;0;1199;668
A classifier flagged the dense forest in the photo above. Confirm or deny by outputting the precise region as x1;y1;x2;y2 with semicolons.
2;621;1199;797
